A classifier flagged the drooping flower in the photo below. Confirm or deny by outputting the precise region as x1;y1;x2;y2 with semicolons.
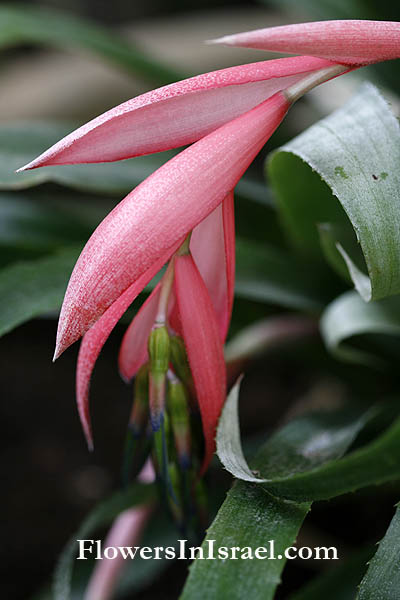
70;92;289;478
17;21;400;508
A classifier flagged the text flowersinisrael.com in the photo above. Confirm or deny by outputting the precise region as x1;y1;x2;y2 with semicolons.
77;539;339;561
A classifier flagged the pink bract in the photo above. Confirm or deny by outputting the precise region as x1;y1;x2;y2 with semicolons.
209;20;400;66
18;56;332;169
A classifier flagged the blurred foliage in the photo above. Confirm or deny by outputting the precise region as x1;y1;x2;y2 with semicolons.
0;4;183;83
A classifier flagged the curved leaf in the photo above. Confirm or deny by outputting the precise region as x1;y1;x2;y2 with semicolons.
217;379;376;484
183;390;372;600
320;290;400;365
268;83;400;302
259;415;400;501
216;378;264;483
217;379;400;501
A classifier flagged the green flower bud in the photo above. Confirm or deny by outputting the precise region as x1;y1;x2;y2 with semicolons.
148;325;170;374
167;461;184;526
170;335;192;385
168;377;191;468
128;364;149;436
153;412;169;481
148;326;170;431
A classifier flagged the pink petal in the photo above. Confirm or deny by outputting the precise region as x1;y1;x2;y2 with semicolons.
209;20;400;66
18;56;331;170
190;192;235;340
75;245;180;448
167;287;183;337
118;284;161;383
56;91;289;358
174;254;226;474
222;192;236;332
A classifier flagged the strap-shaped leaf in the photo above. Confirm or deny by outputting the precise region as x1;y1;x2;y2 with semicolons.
358;503;400;600
0;192;100;255
0;121;176;194
0;246;80;337
217;379;376;484
181;483;310;600
217;381;400;501
268;83;400;301
320;290;400;365
182;385;373;600
0;234;329;339
261;417;400;501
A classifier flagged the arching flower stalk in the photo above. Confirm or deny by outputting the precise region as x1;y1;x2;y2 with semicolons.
18;20;400;528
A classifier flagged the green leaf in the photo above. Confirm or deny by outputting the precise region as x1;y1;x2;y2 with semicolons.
216;378;264;483
217;378;400;501
318;222;361;282
258;414;400;502
0;246;80;337
358;503;400;600
1;121;177;195
181;482;311;600
3;122;271;214
235;238;339;312
320;290;400;365
0;192;103;255
0;4;181;84
0;233;330;338
183;387;370;599
268;83;400;301
53;483;154;600
289;547;373;600
217;380;375;484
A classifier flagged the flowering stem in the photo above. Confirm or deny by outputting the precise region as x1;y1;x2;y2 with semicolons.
283;64;349;104
155;260;175;325
155;233;192;324
177;232;192;255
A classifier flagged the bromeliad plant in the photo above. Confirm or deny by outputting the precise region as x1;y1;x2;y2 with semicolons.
18;20;400;537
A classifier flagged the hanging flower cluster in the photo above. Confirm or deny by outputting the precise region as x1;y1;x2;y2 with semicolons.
18;20;400;525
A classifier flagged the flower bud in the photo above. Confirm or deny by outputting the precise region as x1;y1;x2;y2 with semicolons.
128;364;149;436
122;364;150;486
152;412;169;484
148;325;170;431
170;335;192;386
148;325;170;374
167;462;184;526
168;376;191;468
